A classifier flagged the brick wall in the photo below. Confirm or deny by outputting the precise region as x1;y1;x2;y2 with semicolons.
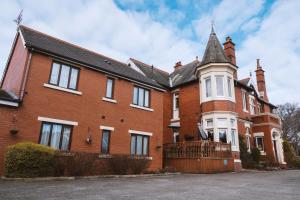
0;52;165;175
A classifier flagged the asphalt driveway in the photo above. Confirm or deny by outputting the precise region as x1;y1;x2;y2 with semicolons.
1;170;300;200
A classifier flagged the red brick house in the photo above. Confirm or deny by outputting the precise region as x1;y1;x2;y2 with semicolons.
0;25;284;175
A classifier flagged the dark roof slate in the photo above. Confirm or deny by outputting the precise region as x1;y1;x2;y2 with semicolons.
200;30;230;66
130;58;170;88
19;26;164;89
170;60;200;87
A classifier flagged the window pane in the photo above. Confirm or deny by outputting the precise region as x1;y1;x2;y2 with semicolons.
105;79;113;98
230;119;235;127
69;68;78;89
58;65;70;88
206;119;213;127
217;118;227;127
50;124;62;149
205;78;211;97
61;127;71;150
246;136;251;151
256;137;264;151
207;129;214;141
219;129;227;143
216;76;224;96
231;129;236;146
136;135;143;155
101;130;110;154
138;88;144;106
144;90;149;107
242;92;247;110
49;63;60;85
131;135;136;155
40;123;51;145
143;137;149;155
133;87;138;105
227;78;232;97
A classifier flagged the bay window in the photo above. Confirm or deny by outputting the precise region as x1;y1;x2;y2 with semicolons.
39;122;72;150
49;62;79;90
133;86;150;108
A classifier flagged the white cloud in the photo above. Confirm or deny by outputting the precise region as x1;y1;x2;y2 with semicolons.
237;0;300;104
0;0;299;104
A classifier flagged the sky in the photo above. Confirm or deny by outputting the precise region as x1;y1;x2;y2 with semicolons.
0;0;299;105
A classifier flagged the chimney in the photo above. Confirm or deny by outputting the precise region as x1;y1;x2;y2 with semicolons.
255;59;268;102
223;36;236;65
174;61;182;71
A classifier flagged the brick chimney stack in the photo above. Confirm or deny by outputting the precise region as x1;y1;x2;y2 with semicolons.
174;61;182;71
255;59;268;102
223;36;236;65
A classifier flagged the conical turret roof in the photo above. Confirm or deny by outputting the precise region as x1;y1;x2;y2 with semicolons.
200;29;229;66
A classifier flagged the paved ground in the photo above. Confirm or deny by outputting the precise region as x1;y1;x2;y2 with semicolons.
0;170;300;200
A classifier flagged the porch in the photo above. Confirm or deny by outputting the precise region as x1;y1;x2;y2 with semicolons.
163;141;234;173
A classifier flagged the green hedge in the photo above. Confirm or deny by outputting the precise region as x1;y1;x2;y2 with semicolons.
4;142;56;178
4;142;152;177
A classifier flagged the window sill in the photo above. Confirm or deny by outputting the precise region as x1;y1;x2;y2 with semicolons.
102;97;117;104
171;118;180;121
130;104;154;112
43;83;82;95
243;109;249;113
260;151;266;155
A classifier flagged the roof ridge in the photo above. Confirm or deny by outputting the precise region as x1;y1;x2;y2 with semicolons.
130;58;169;75
19;25;128;67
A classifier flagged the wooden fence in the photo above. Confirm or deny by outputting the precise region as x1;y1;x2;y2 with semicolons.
164;141;234;173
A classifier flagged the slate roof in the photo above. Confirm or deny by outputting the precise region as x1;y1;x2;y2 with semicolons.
200;29;230;66
19;26;164;90
170;60;200;87
130;58;170;88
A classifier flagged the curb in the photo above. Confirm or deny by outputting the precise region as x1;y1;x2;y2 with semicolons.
1;172;181;181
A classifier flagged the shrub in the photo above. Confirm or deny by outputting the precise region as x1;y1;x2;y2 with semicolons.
54;152;98;176
4;142;55;177
106;154;150;175
250;147;261;163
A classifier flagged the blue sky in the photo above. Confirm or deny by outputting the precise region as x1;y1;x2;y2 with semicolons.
0;0;299;104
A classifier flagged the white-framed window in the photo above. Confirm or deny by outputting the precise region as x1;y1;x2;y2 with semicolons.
205;77;212;97
227;77;232;97
206;119;213;127
105;78;115;99
258;103;262;113
255;136;264;151
173;132;179;143
219;129;227;143
217;118;227;143
249;96;255;115
246;127;251;152
133;86;150;108
216;76;224;96
231;129;236;146
172;93;179;119
242;91;247;111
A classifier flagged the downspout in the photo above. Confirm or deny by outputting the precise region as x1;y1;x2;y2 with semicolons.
19;49;32;101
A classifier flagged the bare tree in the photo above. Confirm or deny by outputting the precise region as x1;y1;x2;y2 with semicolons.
276;103;300;154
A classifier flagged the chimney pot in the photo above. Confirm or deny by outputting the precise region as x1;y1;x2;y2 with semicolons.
174;61;182;71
